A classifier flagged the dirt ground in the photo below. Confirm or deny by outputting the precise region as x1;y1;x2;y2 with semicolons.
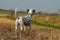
0;18;60;40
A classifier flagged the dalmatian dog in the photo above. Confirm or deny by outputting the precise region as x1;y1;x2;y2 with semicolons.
15;9;35;36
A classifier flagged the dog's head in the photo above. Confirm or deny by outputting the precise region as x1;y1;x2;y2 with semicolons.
27;9;35;15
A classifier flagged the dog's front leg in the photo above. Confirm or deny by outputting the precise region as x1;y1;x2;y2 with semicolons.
20;25;23;32
15;22;18;37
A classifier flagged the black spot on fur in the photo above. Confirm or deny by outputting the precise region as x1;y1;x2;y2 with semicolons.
23;17;32;26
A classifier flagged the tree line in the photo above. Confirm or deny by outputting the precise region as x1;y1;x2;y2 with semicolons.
0;9;26;13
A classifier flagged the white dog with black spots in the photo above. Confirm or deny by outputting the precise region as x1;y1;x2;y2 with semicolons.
15;9;35;37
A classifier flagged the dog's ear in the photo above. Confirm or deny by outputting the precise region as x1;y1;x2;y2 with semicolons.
33;9;35;13
27;9;29;13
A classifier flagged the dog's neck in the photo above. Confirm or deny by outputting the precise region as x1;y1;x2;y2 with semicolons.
27;13;33;18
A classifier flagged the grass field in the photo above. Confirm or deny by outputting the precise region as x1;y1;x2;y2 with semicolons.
0;12;60;40
33;14;60;28
0;13;60;29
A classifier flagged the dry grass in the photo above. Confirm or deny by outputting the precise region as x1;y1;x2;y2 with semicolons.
0;14;8;16
0;18;60;40
33;14;60;26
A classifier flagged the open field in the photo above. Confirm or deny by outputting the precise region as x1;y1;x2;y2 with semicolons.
0;13;60;29
0;12;60;40
0;18;60;40
33;14;60;26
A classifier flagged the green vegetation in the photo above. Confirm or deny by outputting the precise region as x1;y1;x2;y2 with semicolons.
33;20;60;29
0;11;9;14
0;9;26;14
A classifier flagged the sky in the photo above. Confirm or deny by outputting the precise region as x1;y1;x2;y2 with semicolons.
0;0;60;12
